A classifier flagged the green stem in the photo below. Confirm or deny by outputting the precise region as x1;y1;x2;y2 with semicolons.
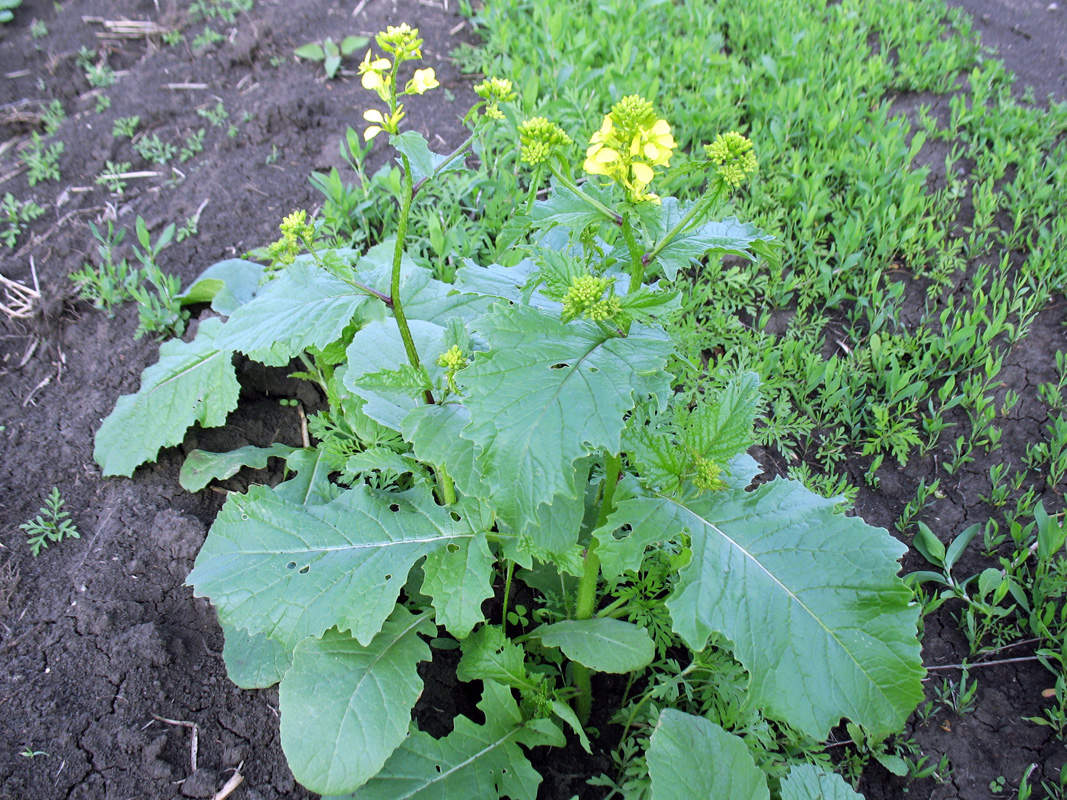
644;183;726;266
391;153;433;404
620;215;646;304
437;464;457;505
501;559;515;628
547;163;622;225
411;132;477;198
573;452;623;723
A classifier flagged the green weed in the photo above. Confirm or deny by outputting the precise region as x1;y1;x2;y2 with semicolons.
20;487;80;556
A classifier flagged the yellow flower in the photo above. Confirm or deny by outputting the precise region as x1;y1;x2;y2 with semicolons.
363;108;386;140
405;67;439;95
363;106;405;140
359;50;392;96
582;97;674;204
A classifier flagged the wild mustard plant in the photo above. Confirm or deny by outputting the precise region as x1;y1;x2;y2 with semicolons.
95;25;923;798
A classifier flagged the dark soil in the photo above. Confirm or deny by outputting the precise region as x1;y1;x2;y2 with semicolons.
0;0;1064;798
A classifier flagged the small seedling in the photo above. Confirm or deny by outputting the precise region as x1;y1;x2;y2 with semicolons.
1;193;45;248
94;95;111;113
20;488;80;556
196;100;228;127
40;99;64;135
112;115;140;138
192;27;223;50
294;35;368;79
133;133;176;165
22;132;63;186
30;18;46;37
84;62;116;88
95;160;132;195
19;746;48;760
179;129;206;162
69;220;139;311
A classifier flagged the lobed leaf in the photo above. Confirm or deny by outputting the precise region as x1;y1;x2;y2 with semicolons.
94;317;238;477
213;262;375;366
187;484;470;647
179;443;296;492
341;681;563;800
390;131;468;185
459;303;673;537
280;607;434;795
597;477;923;740
421;532;495;639
177;258;264;315
647;710;769;800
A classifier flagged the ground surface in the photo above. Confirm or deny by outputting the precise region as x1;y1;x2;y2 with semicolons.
0;0;1064;798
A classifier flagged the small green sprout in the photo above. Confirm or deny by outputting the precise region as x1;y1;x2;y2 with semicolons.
20;488;80;556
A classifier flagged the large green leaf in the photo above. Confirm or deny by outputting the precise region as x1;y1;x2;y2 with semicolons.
530;618;655;673
280;607;435;795
779;764;864;800
421;532;495;638
342;681;564;800
187;484;469;647
213;262;374;366
220;620;292;690
646;710;768;800
459;303;673;536
94;317;238;477
597;477;923;739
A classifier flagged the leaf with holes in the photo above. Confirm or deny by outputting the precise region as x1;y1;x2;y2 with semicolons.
421;532;495;639
187;483;470;647
597;477;923;740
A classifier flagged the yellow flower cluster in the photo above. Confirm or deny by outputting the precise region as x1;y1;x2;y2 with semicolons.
473;77;517;120
436;344;468;392
705;131;758;189
359;24;439;141
583;95;675;204
517;117;573;165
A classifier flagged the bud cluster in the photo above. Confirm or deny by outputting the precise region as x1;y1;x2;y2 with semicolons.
518;117;573;165
473;77;517;120
561;274;621;323
704;131;758;189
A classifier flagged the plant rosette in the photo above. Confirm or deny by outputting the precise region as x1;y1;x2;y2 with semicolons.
94;31;923;799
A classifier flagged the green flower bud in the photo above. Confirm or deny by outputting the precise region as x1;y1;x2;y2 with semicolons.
705;131;758;189
518;117;573;165
693;457;727;492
